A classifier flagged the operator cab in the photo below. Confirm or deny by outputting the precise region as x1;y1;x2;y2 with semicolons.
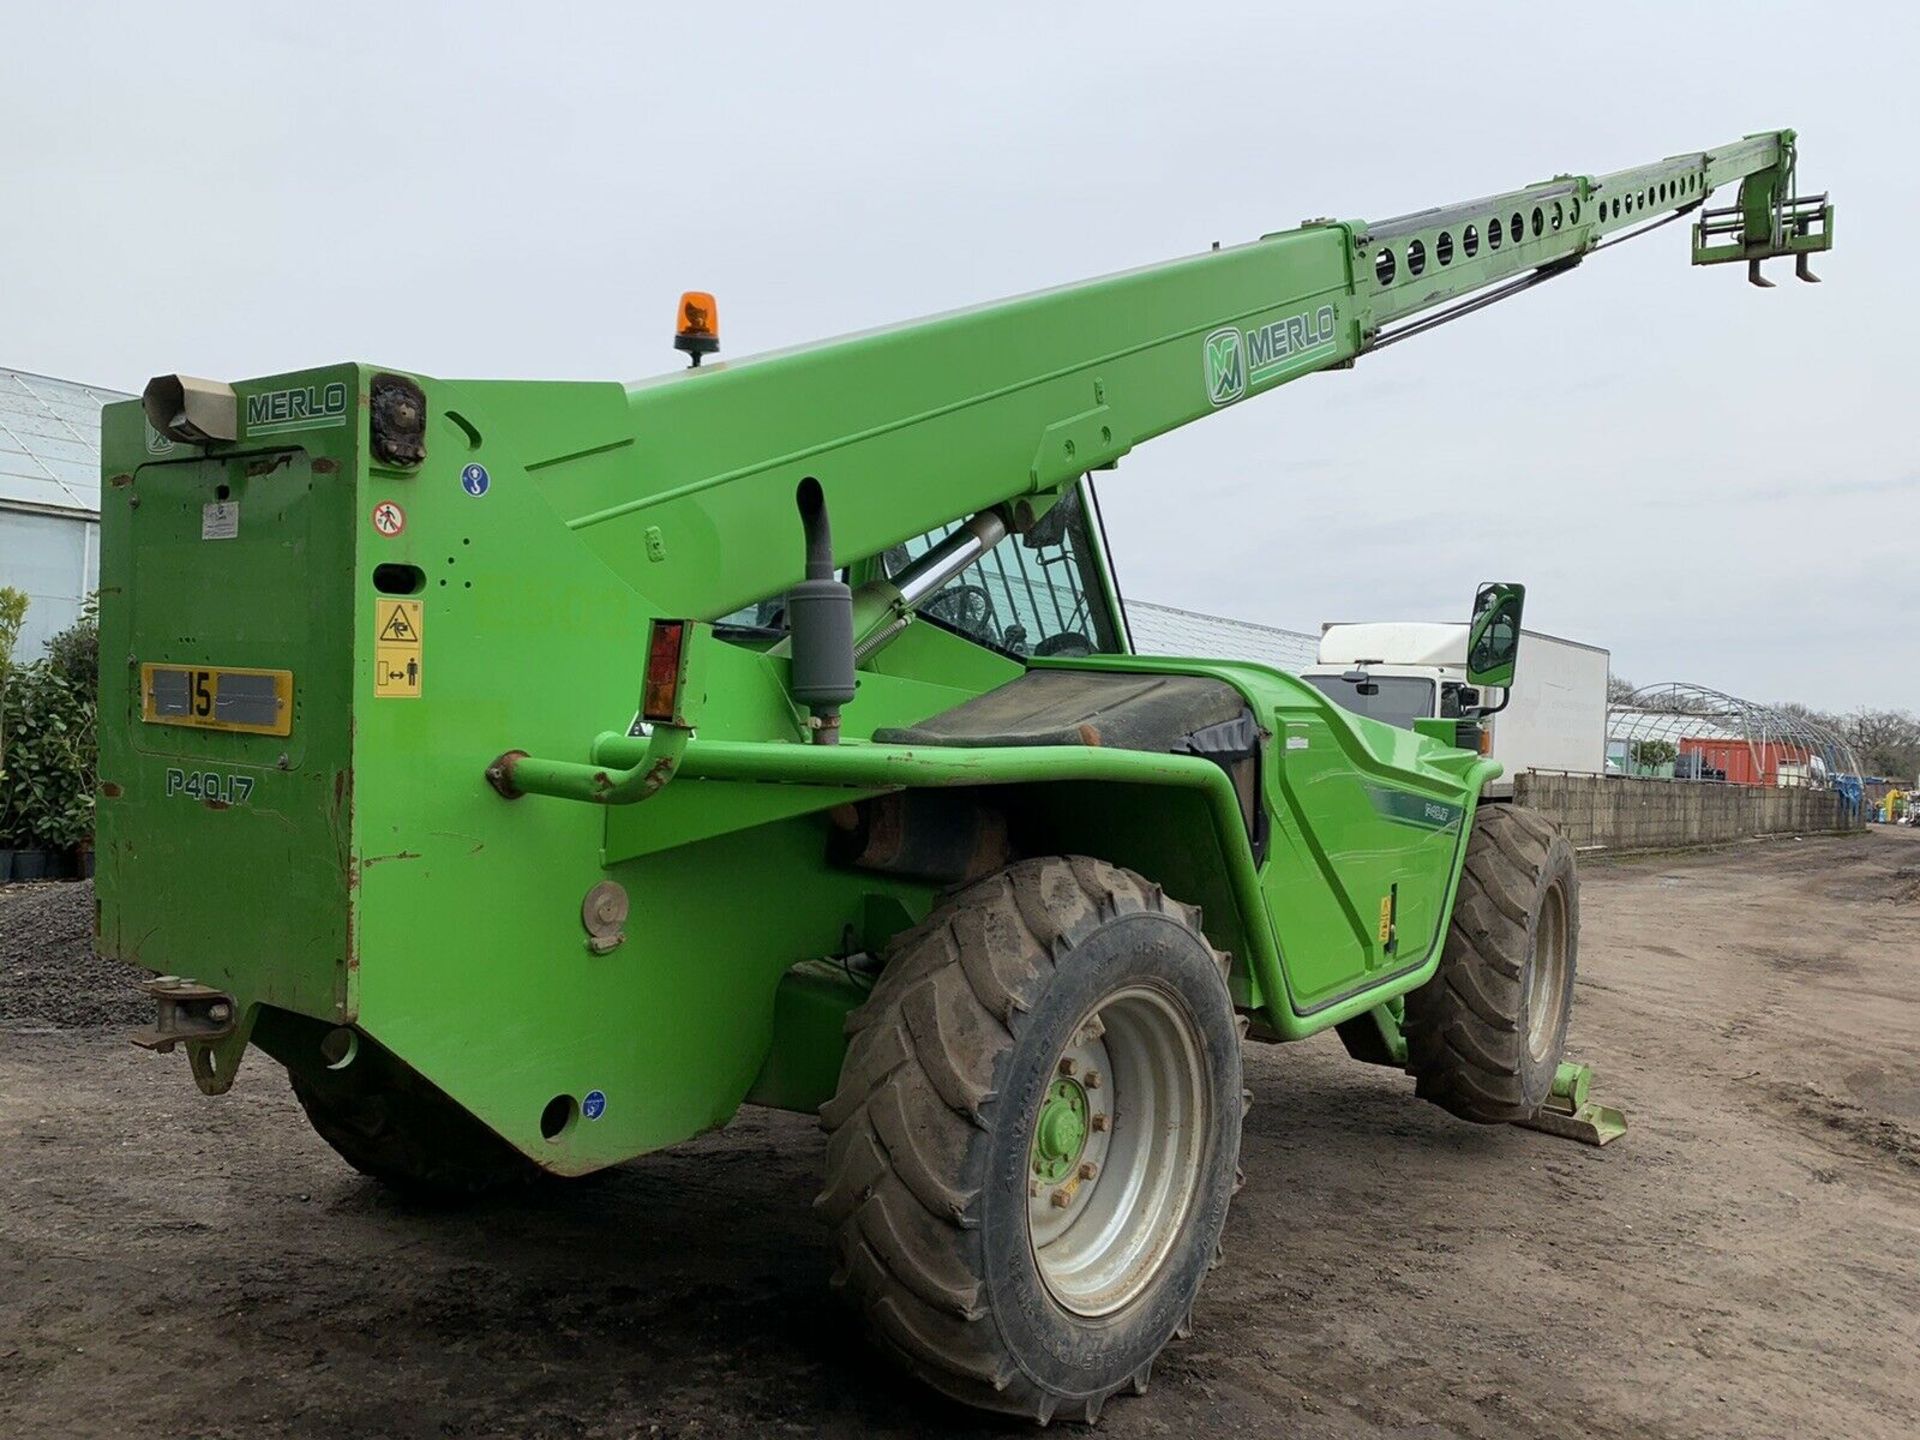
877;486;1123;660
711;479;1129;664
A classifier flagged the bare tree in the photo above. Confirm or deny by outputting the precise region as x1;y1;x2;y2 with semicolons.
1773;698;1849;734
1847;709;1920;781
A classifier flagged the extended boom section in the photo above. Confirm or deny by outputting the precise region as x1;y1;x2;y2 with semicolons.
498;131;1822;626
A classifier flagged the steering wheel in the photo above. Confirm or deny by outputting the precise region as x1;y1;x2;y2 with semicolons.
922;583;1000;645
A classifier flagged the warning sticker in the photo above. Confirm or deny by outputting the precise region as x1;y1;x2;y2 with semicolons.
378;602;421;644
371;500;407;537
374;600;423;699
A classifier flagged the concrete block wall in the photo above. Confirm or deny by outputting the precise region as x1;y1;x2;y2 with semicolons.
1511;772;1863;852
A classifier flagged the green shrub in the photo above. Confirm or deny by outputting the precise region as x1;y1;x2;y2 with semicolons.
0;603;99;851
0;586;25;668
46;592;99;692
1630;739;1677;770
0;585;28;777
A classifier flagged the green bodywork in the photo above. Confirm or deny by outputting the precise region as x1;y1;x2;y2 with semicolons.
96;131;1821;1174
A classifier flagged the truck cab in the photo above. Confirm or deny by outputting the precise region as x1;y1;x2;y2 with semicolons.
1301;621;1484;731
1299;616;1610;795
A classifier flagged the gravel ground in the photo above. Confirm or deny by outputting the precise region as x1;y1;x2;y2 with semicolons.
0;880;148;1029
2;830;1918;1439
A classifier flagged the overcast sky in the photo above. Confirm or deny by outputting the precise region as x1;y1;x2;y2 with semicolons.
5;3;1914;710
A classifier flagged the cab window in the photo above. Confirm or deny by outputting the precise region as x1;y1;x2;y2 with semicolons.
887;488;1122;659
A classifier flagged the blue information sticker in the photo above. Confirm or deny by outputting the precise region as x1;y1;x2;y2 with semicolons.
460;463;490;497
582;1089;607;1121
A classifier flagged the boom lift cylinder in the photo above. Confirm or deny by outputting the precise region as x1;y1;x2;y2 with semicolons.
852;507;1011;660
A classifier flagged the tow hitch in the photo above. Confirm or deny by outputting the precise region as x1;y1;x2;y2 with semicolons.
132;976;253;1096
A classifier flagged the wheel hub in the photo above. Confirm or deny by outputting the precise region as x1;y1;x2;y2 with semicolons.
1032;1079;1090;1184
1026;988;1209;1317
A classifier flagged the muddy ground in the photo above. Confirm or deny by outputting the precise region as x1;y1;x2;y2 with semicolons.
3;829;1917;1439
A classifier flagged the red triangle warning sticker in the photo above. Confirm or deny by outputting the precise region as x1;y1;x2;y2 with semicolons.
379;604;419;643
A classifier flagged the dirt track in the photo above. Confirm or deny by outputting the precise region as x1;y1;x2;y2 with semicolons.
3;829;1918;1439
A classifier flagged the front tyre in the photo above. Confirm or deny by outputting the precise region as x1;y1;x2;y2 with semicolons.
818;857;1243;1424
1404;803;1578;1122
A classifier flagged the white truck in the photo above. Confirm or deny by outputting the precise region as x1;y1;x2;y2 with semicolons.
1298;621;1609;795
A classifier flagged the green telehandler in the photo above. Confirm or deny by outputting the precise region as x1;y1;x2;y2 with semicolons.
102;131;1829;1422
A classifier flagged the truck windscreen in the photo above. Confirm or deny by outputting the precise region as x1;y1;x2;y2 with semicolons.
1300;675;1436;732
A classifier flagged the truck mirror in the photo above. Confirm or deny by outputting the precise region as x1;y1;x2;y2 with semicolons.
1466;582;1525;690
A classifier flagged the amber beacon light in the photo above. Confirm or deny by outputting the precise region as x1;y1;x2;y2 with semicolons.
673;291;720;366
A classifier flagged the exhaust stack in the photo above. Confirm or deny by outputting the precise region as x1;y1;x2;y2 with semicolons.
787;477;856;743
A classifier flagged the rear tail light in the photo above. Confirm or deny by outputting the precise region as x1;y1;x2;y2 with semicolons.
643;620;688;724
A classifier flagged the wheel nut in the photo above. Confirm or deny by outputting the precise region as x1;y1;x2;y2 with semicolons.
1078;1161;1098;1181
1050;1188;1072;1209
1057;1057;1076;1076
1084;1070;1102;1090
1090;1113;1108;1133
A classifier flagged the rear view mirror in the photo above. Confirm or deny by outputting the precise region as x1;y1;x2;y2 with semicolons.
1466;582;1525;690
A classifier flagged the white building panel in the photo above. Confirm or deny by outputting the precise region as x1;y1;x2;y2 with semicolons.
0;368;126;657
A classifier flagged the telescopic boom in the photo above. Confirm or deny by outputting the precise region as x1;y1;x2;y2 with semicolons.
486;130;1830;623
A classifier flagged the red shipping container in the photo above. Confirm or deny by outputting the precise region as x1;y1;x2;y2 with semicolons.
1679;737;1813;787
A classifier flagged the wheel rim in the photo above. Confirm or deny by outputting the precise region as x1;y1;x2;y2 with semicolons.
1524;879;1570;1062
1027;984;1209;1318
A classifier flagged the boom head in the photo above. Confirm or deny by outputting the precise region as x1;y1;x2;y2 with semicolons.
1687;130;1833;285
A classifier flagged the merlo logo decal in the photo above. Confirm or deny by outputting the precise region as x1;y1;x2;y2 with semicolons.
1203;326;1246;406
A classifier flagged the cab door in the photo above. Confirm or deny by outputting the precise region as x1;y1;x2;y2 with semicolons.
1259;702;1468;1015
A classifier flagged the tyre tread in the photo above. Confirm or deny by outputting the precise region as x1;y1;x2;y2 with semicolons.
1403;805;1578;1124
816;855;1232;1420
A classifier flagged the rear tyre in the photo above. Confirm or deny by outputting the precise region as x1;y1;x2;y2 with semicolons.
818;856;1243;1424
1404;803;1578;1123
289;1059;542;1200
